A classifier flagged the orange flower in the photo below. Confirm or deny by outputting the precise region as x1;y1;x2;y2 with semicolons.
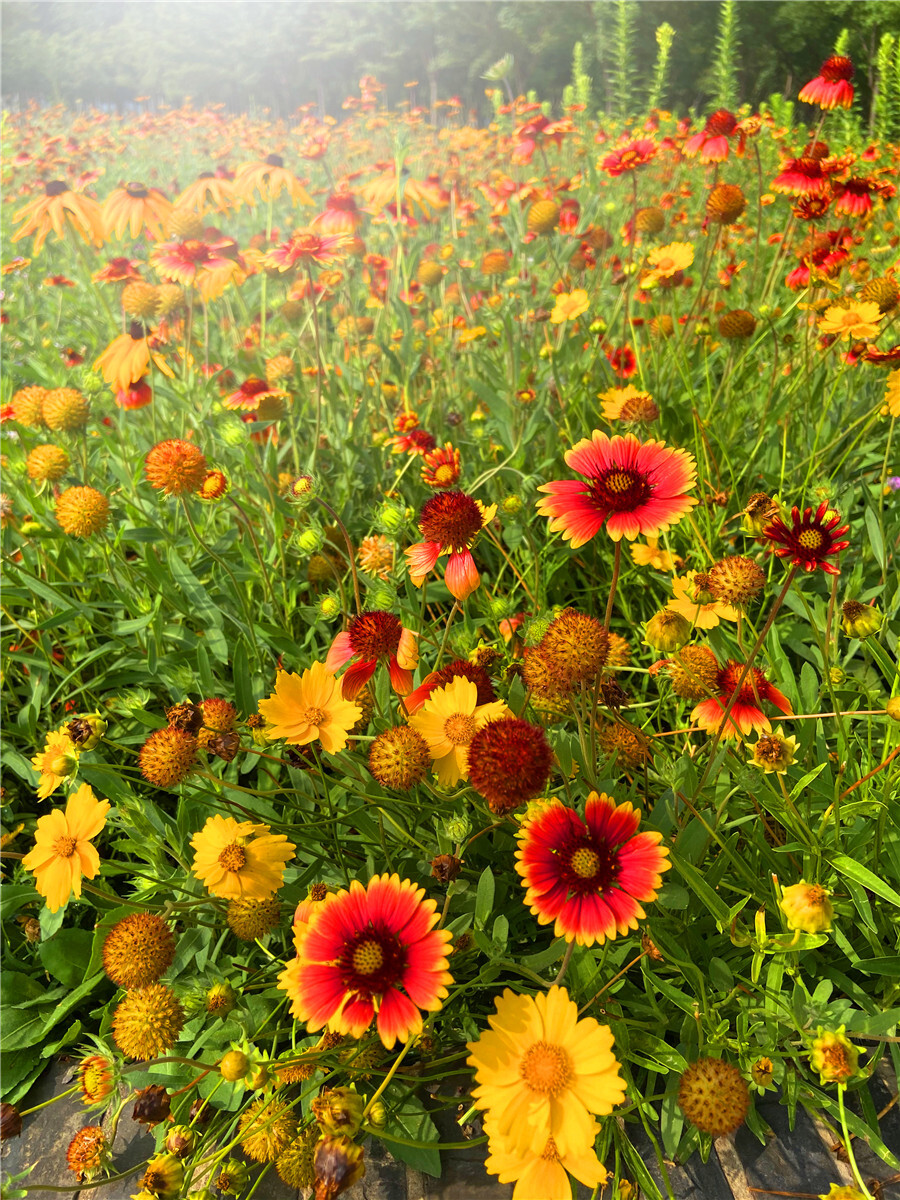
94;323;174;392
641;242;694;286
12;181;104;255
818;302;882;340
102;182;172;241
258;660;361;753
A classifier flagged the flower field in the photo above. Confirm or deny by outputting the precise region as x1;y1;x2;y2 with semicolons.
1;50;899;1200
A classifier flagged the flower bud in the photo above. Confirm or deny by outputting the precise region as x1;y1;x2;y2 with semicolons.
165;1125;195;1157
366;1101;386;1128
316;593;342;620
314;1135;365;1199
289;475;316;505
312;1087;365;1138
431;854;462;884
296;526;326;554
66;715;107;750
377;501;407;534
216;1159;250;1195
219;1050;250;1082
809;1027;859;1085
644;609;691;651
841;600;883;640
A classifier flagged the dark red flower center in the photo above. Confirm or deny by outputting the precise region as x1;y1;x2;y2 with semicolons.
716;662;769;705
328;193;358;212
126;182;149;198
348;611;402;659
432;660;496;705
842;178;872;196
821;56;853;82
129;322;147;340
177;240;215;263
560;834;619;893
705;109;738;136
45;180;68;197
340;924;406;996
418;490;484;549
264;154;285;168
239;378;269;397
589;467;653;512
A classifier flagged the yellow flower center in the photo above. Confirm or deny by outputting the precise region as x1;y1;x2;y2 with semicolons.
605;471;635;495
443;713;477;745
303;706;327;726
54;834;77;858
570;846;601;878
798;529;824;549
352;939;384;975
218;842;247;872
519;1041;573;1096
434;465;456;485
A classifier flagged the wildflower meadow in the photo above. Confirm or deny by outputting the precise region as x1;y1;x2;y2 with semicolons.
1;8;899;1200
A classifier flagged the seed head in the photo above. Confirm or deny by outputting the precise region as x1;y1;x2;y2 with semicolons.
131;1084;171;1126
240;1098;298;1163
678;1058;750;1136
539;608;608;688
112;985;185;1060
635;206;665;233
226;897;282;940
708;555;766;605
144;439;208;496
527;199;560;235
11;386;47;429
275;1126;319;1189
466;716;553;815
718;309;756;339
368;726;431;790
596;721;651;769
121;282;161;319
56;487;109;537
139;727;198;788
27;444;70;483
43;388;90;432
103;913;176;988
706;183;746;225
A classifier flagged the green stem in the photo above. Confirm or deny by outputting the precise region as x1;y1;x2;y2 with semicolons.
838;1083;876;1199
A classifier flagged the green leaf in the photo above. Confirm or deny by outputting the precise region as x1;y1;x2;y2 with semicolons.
670;850;730;926
864;506;885;570
855;957;900;977
167;546;223;627
474;866;495;930
38;928;94;988
378;1094;442;1177
829;854;900;908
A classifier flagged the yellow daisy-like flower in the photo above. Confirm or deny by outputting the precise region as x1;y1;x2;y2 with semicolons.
467;986;626;1158
629;536;674;571
884;367;900;418
233;156;313;208
642;241;694;285
257;660;362;753
407;676;509;786
31;727;80;800
190;815;295;901
484;1117;608;1200
11;182;105;255
22;784;110;912
94;324;174;392
668;571;739;629
550;289;589;325
818;301;882;340
598;384;659;424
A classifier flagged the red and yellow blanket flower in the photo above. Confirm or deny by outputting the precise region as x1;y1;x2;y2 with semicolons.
515;793;670;946
325;611;418;699
277;874;453;1049
405;490;497;601
536;432;697;546
22;783;110;912
691;660;793;739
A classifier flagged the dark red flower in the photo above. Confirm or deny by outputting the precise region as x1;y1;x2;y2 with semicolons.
763;502;850;575
467;716;553;815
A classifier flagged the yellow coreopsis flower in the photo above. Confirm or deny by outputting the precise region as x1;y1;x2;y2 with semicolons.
818;301;882;340
31;727;80;800
668;571;739;629
407;675;509;786
642;241;694;285
629;536;674;571
190;815;295;901
22;784;110;912
484;1120;608;1200
884;367;900;418
257;660;362;753
550;289;589;324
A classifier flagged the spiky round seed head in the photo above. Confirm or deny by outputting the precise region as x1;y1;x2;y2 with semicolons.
606;632;631;669
43;388;90;431
368;726;431;790
708;556;766;605
139;727;198;788
597;721;651;769
102;913;176;988
166;208;204;239
145;439;208;496
416;260;444;287
466;717;553;815
197;697;238;750
650;313;675;339
226;897;282;940
706;183;746;225
667;645;720;699
635;206;665;233
27;444;69;483
56;487;109;537
154;284;185;317
240;1099;298;1163
859;276;899;315
480;250;509;275
11;386;48;429
275;1128;318;1190
522;646;569;700
527;199;560;234
645;609;691;651
265;354;294;384
539;608;608;687
121;282;161;319
718;309;756;339
678;1058;750;1136
112;984;185;1061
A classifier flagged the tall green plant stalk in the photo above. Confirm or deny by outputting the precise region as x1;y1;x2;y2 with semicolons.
711;0;740;110
612;0;638;122
647;22;675;111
